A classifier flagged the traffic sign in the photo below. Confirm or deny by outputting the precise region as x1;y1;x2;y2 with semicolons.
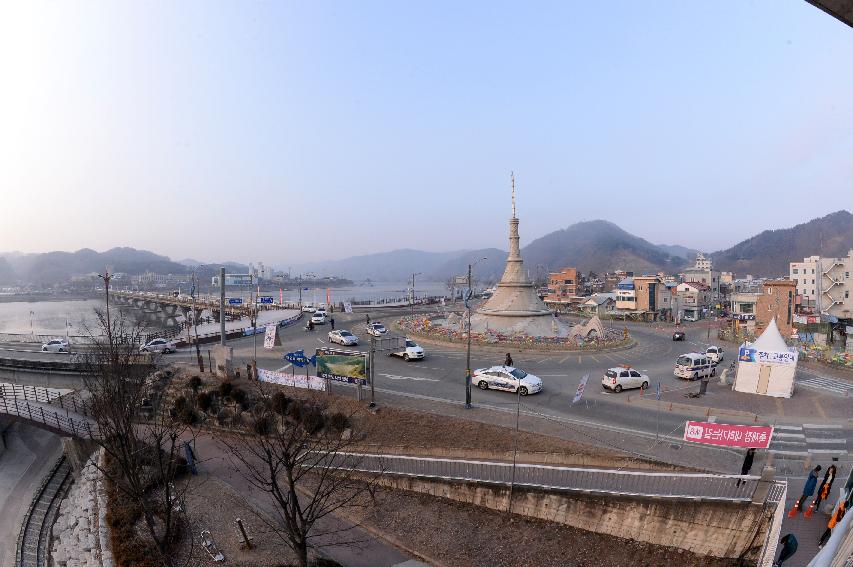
227;298;243;306
258;296;274;305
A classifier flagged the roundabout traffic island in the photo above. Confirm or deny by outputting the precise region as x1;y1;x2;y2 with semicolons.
396;312;634;352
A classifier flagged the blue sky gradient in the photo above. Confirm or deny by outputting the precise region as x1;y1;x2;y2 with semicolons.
1;1;851;265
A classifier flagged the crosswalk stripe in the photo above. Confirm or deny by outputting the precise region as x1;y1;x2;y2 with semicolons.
775;425;803;431
805;438;847;444
808;448;848;454
803;423;844;429
770;450;811;456
775;433;806;439
771;440;807;446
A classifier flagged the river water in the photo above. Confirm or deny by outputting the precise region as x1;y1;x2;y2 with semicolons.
0;282;450;334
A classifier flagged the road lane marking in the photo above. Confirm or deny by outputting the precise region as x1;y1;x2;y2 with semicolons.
775;425;803;431
590;355;600;363
275;364;292;372
774;433;806;439
805;438;846;444
379;373;439;382
803;423;844;429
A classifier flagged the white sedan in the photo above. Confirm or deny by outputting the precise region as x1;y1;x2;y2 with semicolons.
140;338;177;354
601;366;649;393
366;322;387;337
41;339;70;353
328;330;358;346
472;366;543;396
311;312;326;325
301;305;316;313
389;339;425;361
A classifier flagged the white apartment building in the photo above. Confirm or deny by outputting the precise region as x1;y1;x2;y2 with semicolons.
790;251;853;320
693;253;713;271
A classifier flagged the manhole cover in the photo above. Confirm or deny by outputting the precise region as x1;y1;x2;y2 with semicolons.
670;444;681;450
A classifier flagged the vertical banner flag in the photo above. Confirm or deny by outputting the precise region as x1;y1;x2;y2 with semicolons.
572;373;590;404
326;288;331;307
343;302;353;314
280;288;283;305
656;381;661;401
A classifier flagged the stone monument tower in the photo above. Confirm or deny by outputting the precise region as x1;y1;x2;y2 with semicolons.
472;174;561;336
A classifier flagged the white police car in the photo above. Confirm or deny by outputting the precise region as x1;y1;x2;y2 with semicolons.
472;366;543;396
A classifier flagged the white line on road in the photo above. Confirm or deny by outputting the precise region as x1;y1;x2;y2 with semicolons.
770;440;807;446
775;425;803;431
805;438;847;444
275;364;292;372
774;433;806;439
803;423;844;429
808;448;849;454
379;373;440;382
769;450;811;457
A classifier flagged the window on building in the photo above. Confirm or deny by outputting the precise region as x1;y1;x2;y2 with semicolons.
811;269;815;274
812;279;815;285
794;279;798;285
847;291;850;299
793;268;798;274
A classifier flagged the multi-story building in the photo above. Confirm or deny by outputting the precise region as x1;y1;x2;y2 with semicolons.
820;250;853;322
682;267;720;300
675;281;712;321
633;275;662;313
730;292;759;336
545;268;577;304
756;279;796;338
694;253;713;271
790;255;820;311
615;277;636;311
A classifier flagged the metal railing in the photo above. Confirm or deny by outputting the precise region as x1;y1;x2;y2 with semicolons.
0;396;97;439
0;383;91;416
337;452;761;502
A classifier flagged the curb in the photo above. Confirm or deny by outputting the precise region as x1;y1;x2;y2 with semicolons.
398;328;637;355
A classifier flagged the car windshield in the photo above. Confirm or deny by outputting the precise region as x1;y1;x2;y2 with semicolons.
676;356;693;366
509;368;528;379
605;370;617;378
405;340;417;348
340;331;352;336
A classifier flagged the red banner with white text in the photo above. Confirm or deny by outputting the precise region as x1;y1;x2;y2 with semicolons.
683;421;773;448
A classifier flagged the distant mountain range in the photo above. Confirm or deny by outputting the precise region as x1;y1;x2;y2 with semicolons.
710;210;853;276
0;248;249;285
291;210;852;281
2;210;849;285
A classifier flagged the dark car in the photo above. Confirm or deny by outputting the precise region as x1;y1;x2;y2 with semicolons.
672;331;686;341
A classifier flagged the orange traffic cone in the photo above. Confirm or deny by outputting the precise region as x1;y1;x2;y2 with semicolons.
788;501;800;518
804;502;816;518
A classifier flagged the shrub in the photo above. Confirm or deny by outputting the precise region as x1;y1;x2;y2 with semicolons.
197;391;214;413
286;400;304;423
238;398;254;413
216;408;232;427
271;391;292;416
326;412;350;433
188;375;202;392
172;396;188;413
218;381;233;399
231;387;247;405
253;414;272;436
179;406;197;425
301;404;325;434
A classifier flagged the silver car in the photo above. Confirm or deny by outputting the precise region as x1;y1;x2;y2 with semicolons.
140;338;177;354
328;330;358;346
41;339;70;353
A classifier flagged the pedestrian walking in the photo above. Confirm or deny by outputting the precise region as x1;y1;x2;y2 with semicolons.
330;317;335;330
736;448;756;486
504;352;513;367
366;314;370;325
806;465;836;518
818;492;850;548
774;534;797;566
308;319;314;332
790;465;821;517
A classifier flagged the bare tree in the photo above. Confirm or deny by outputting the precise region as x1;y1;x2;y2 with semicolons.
81;309;196;566
218;388;378;567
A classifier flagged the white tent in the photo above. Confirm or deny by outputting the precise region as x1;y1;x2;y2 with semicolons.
733;318;798;398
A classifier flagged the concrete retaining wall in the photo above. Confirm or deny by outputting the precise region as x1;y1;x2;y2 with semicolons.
375;475;773;561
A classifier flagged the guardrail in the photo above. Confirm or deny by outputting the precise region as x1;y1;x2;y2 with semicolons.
336;453;761;502
0;383;91;416
0;396;97;438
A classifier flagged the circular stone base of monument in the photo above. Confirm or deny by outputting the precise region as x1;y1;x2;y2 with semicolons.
396;312;631;352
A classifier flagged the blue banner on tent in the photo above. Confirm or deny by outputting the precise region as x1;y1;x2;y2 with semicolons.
283;350;316;367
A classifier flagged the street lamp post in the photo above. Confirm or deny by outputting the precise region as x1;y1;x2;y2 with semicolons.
411;272;422;317
465;257;487;409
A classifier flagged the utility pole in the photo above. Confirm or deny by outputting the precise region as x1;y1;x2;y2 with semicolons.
411;272;422;317
219;267;226;346
369;334;376;408
98;269;113;344
192;270;203;372
465;257;487;409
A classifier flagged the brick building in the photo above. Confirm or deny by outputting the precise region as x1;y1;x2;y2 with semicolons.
546;268;577;304
756;280;796;338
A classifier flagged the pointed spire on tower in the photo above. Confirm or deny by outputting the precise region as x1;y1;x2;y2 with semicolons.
511;171;517;219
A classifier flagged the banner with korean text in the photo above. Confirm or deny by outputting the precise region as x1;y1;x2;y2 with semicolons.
683;421;773;449
257;368;326;391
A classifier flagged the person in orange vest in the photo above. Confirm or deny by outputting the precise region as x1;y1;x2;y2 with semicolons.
806;465;836;518
818;491;851;548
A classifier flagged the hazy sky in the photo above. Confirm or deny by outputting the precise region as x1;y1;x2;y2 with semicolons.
1;1;852;266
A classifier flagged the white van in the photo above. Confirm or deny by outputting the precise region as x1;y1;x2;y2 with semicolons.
705;346;724;363
674;353;716;380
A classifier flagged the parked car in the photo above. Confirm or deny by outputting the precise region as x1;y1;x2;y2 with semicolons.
301;305;316;313
311;312;326;325
672;331;686;341
366;322;387;337
601;366;649;393
674;352;716;380
682;314;698;322
472;366;542;396
41;339;70;353
328;329;358;346
140;338;177;354
389;339;425;361
706;345;724;363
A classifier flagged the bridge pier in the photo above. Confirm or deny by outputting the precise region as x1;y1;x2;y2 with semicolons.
61;437;100;474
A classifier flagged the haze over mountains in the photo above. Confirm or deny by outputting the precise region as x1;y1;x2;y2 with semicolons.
1;211;849;285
